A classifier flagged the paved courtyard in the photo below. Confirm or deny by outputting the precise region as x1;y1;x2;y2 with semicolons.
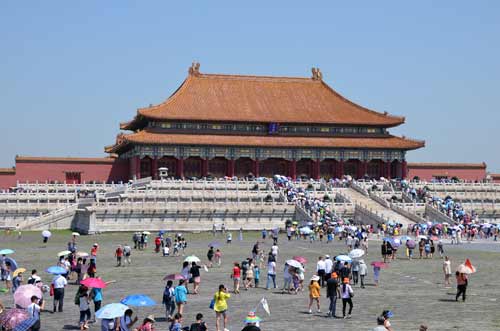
0;230;499;331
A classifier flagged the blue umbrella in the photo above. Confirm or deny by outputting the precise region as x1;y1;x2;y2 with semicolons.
335;255;352;263
120;294;156;307
46;266;66;275
96;303;129;319
0;249;15;255
382;237;394;243
5;257;18;270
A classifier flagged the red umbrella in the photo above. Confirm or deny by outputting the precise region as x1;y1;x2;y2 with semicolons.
80;277;107;289
163;274;185;281
293;256;307;264
370;261;389;268
0;308;30;329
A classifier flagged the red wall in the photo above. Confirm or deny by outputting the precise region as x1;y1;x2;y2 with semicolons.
0;158;129;189
407;167;486;182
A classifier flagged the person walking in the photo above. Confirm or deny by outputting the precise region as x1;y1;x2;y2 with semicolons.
115;245;123;267
308;275;321;314
358;260;367;288
207;246;214;268
174;279;188;315
316;256;326;287
213;284;231;331
455;271;468;302
78;291;91;330
443;256;452;288
190;262;202;294
189;313;207;331
123;244;132;265
340;277;354;319
162;280;176;321
119;309;138;331
232;262;241;294
27;295;41;331
351;259;360;286
52;273;67;312
265;259;276;290
326;272;340;318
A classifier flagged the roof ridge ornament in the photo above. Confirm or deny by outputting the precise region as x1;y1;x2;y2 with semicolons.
311;67;323;81
189;62;201;76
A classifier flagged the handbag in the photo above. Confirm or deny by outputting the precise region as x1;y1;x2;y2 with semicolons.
209;298;215;310
49;284;54;297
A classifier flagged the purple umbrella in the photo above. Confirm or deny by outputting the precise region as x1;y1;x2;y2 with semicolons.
163;274;185;281
406;240;416;249
0;308;30;330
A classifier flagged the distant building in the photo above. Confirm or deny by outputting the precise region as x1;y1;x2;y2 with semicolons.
407;162;487;182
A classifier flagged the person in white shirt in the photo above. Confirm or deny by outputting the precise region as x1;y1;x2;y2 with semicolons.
266;261;277;289
28;269;42;285
27;295;41;331
52;274;67;312
324;255;333;282
316;256;326;287
340;278;354;318
271;244;279;259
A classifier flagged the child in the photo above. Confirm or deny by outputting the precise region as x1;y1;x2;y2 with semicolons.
308;275;321;314
253;265;260;288
162;280;175;320
79;292;91;330
163;245;170;257
214;249;222;267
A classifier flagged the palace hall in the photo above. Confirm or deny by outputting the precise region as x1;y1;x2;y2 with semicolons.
105;63;424;181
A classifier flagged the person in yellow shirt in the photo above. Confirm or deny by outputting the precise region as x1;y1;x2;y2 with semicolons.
214;284;231;331
308;275;321;314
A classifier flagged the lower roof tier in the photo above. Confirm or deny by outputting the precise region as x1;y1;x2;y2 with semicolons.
106;130;424;154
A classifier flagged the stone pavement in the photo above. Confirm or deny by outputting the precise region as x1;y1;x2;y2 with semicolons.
0;231;499;331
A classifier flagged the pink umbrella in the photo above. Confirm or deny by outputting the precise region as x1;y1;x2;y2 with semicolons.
13;285;42;308
431;236;439;241
163;274;185;281
293;256;307;264
0;308;30;329
80;277;107;289
370;261;389;269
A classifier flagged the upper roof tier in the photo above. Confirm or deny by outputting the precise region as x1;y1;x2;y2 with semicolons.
122;63;405;130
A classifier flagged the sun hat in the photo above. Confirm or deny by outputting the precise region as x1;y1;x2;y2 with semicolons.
311;275;320;281
244;311;261;324
325;254;330;259
145;315;155;323
343;277;349;284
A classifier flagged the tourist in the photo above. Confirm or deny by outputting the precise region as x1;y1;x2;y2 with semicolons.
245;259;254;290
324;255;333;283
28;269;41;285
174;279;188;315
308;275;321;314
137;315;156;331
265;259;277;290
163;245;170;257
163;280;176;320
382;310;394;331
181;262;190;281
189;313;207;331
52;272;67;312
4;261;12;292
215;249;222;267
12;270;23;292
418;239;425;259
373;264;381;286
253;264;260;288
101;317;119;331
339;262;351;280
27;295;41;331
437;239;444;257
87;260;97;278
232;262;241;294
123;244;132;264
242;311;261;331
207;246;215;268
227;232;232;244
443;256;452;288
90;243;98;263
78;291;91;330
351;259;360;286
455;271;468;302
119;309;138;331
271;242;279;260
316;256;326;287
154;236;161;253
239;227;243;241
358;259;367;288
340;277;354;319
261;229;267;240
115;245;123;267
190;262;201;294
241;258;249;286
372;316;386;331
326;272;340;318
282;263;292;293
213;284;231;331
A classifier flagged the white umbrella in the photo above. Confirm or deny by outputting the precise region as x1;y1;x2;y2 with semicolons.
142;231;151;235
335;255;352;263
417;235;428;240
299;227;312;235
348;249;365;259
184;255;201;263
285;259;303;269
456;264;475;274
42;230;51;238
72;232;80;236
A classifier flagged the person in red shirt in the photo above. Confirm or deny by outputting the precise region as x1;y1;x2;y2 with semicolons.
115;245;124;267
231;262;241;294
90;244;99;263
154;237;161;253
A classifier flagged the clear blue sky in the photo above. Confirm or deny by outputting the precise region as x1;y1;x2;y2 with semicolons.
1;1;499;171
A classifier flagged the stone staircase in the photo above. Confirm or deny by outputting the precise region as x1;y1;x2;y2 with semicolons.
344;188;415;227
19;203;78;230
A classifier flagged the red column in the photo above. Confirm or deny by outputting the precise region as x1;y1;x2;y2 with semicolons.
290;160;297;180
135;157;141;179
313;159;320;180
227;159;235;177
176;158;184;178
151;158;158;179
385;161;391;179
402;160;408;179
252;160;260;177
338;160;344;178
202;158;209;177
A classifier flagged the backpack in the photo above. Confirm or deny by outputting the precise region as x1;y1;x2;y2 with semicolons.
163;287;173;304
27;277;36;285
74;291;80;305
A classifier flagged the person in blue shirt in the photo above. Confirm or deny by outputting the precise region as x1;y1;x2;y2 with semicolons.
254;265;260;288
174;279;188;315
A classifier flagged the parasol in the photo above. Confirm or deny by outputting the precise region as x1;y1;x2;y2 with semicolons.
13;285;42;308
